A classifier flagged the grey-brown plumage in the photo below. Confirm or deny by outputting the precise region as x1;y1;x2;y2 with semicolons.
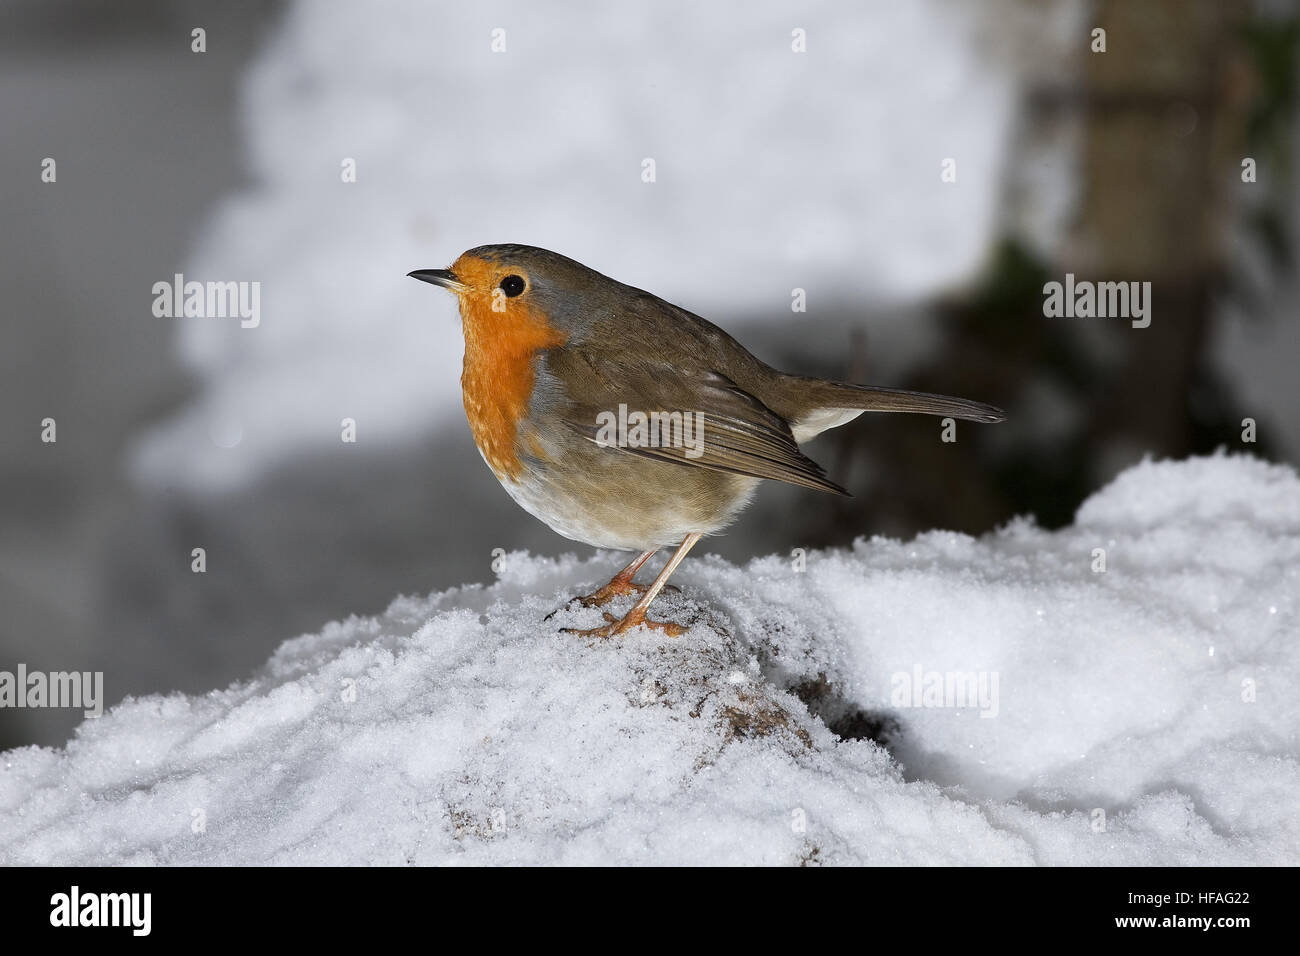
511;244;1003;502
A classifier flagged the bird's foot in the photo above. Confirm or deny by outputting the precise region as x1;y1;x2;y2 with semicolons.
573;579;679;608
561;609;688;640
544;581;665;621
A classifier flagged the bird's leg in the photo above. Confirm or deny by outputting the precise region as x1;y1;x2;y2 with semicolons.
573;549;657;607
564;533;701;639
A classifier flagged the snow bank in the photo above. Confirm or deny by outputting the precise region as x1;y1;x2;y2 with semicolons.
4;454;1295;865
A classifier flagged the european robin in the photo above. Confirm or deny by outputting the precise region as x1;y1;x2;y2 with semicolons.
410;245;1004;638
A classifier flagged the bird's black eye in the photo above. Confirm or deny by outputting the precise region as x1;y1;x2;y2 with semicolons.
499;274;526;297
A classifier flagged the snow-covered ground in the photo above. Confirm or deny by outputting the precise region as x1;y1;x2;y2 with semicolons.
2;453;1295;865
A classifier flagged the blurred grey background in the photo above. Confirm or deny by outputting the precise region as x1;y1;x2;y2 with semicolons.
3;0;1298;747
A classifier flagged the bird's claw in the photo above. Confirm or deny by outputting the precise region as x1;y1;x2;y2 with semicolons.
561;610;688;639
571;580;679;608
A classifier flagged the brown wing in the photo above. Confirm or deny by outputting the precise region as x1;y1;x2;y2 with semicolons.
549;349;848;496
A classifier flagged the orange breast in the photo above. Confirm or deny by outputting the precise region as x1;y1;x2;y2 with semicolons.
459;295;567;480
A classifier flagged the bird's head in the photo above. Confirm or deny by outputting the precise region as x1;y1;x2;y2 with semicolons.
409;244;616;349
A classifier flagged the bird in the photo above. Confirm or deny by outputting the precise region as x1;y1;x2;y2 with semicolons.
409;244;1004;638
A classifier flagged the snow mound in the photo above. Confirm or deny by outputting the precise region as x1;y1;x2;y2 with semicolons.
3;454;1297;865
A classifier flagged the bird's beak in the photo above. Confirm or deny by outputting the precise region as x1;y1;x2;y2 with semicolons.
407;269;467;294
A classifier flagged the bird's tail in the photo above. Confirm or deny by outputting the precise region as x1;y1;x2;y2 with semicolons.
786;377;1006;428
